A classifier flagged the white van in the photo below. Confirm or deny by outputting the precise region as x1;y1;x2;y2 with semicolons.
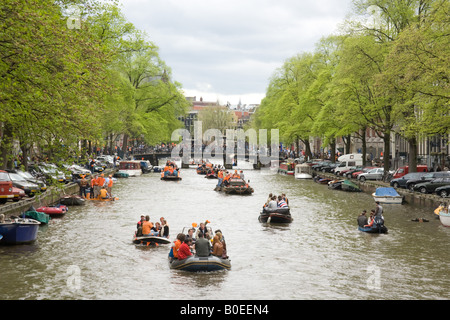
334;154;363;175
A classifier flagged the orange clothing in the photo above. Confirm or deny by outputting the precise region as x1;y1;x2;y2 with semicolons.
91;177;97;187
173;239;182;259
142;221;154;235
218;171;223;179
107;178;113;188
97;177;106;187
99;188;108;199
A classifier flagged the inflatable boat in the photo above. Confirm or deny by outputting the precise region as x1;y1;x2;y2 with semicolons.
133;235;171;245
169;255;231;272
258;207;292;223
358;225;388;234
36;204;68;217
215;178;254;195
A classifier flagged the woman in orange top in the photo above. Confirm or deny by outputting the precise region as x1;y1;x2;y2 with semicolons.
142;215;154;235
172;233;185;259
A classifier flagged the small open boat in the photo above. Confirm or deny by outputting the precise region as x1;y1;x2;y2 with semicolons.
0;218;40;244
36;204;68;217
372;187;403;204
60;195;86;206
169;255;231;272
341;179;361;192
295;163;312;179
214;178;254;195
258;207;292;223
358;225;388;234
133;234;171;245
22;208;50;224
160;172;182;181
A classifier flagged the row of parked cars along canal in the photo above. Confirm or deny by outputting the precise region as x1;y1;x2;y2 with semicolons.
309;156;450;198
0;157;114;205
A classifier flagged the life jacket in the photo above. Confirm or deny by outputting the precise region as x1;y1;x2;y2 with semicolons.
108;178;113;187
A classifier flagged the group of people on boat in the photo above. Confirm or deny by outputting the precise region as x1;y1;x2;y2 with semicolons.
357;201;385;229
168;221;228;261
263;193;289;209
163;160;179;177
79;173;114;200
217;169;245;187
136;215;170;238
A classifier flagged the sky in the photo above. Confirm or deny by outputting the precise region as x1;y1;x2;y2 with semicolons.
119;0;354;106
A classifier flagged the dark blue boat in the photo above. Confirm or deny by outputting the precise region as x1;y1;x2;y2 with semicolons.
358;225;388;234
0;218;40;244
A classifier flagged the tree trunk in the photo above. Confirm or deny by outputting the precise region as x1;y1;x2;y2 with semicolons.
361;128;367;166
0;123;13;169
408;136;418;172
383;132;391;181
330;138;336;163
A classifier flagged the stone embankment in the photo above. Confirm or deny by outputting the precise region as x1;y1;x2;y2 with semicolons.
313;171;446;209
0;169;116;218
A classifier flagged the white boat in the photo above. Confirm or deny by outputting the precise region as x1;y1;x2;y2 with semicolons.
372;187;403;204
295;164;312;179
117;160;142;177
434;205;450;227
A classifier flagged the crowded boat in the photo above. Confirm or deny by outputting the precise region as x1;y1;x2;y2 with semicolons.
168;221;231;272
356;202;388;234
161;160;182;180
214;170;254;195
259;193;292;223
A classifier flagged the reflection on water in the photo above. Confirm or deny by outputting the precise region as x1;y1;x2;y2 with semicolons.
1;165;449;300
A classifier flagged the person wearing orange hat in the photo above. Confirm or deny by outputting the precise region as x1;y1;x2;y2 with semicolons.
96;174;106;199
79;175;88;198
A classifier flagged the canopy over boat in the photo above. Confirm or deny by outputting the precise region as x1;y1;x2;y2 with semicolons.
374;187;400;197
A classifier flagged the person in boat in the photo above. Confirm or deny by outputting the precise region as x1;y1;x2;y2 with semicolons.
267;196;278;209
194;232;211;257
281;193;289;206
222;172;231;186
136;215;145;236
169;233;185;261
264;193;273;207
160;218;169;238
277;195;288;208
178;238;193;260
239;170;245;180
99;186;110;200
374;201;384;225
97;174;106;198
196;223;207;239
215;230;228;259
231;170;240;179
142;215;158;236
212;235;224;258
357;210;368;228
217;169;224;187
154;222;161;235
364;210;376;228
186;228;196;243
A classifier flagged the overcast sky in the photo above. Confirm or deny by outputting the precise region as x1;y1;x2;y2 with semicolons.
119;0;354;105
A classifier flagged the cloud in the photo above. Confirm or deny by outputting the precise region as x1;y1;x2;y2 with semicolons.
120;0;353;104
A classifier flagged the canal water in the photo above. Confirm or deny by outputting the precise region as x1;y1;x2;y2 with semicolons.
1;163;449;300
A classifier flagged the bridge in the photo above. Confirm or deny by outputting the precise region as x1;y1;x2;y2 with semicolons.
133;151;284;167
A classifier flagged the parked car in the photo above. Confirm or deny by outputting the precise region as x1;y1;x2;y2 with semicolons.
351;167;375;179
392;165;428;179
29;163;67;185
7;172;40;197
344;166;364;178
435;185;450;198
11;170;47;193
405;171;450;191
390;172;428;189
413;177;450;194
321;162;340;173
62;164;91;180
311;161;332;171
12;187;25;202
0;170;14;204
357;168;384;181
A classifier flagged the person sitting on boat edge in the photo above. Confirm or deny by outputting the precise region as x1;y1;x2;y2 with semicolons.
215;230;228;259
277;195;288;208
99;186;110;200
160;218;169;238
136;215;145;236
364;210;376;228
357;210;368;228
212;235;224;258
186;227;196;243
178;238;193;260
194;232;211;257
142;215;159;236
267;196;278;209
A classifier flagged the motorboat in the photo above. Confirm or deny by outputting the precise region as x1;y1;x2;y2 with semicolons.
341;180;361;192
140;160;153;174
258;207;292;223
161;171;182;181
295;164;312;179
278;162;294;175
372;187;403;204
0;217;40;244
133;234;171;246
117;160;142;177
358;225;388;234
214;178;254;195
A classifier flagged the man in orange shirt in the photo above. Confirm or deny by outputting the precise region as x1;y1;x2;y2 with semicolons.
90;175;98;199
142;215;154;236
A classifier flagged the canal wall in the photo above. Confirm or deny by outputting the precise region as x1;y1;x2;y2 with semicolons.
313;172;445;210
0;169;116;218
